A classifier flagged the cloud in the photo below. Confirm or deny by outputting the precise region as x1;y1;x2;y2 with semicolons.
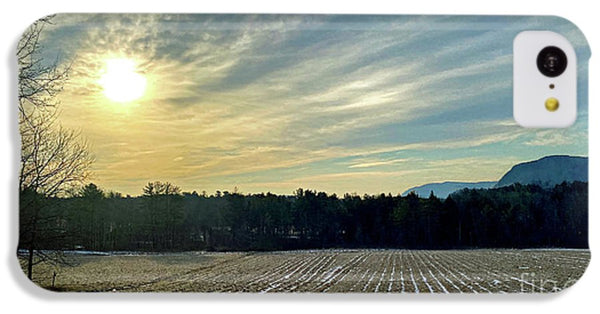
37;14;589;195
348;158;412;169
523;129;582;146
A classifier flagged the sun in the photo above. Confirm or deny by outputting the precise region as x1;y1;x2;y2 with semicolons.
99;58;147;103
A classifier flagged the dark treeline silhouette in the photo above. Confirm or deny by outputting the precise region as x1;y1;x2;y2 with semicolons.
19;181;588;252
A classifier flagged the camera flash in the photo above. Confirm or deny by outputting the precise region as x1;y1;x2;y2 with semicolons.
545;97;560;112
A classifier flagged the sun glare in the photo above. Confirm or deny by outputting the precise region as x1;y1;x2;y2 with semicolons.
99;58;147;103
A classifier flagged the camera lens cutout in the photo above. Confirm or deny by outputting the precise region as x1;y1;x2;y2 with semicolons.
537;46;567;77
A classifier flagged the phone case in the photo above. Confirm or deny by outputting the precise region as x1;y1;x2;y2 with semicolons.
17;14;589;293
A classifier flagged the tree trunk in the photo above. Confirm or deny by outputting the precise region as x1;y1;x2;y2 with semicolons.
27;245;34;280
27;213;38;280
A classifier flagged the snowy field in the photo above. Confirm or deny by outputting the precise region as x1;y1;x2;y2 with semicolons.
21;249;590;293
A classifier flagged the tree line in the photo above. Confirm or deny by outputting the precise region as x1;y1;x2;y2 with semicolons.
19;181;588;254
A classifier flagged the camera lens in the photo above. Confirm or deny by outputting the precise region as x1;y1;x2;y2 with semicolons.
537;46;567;77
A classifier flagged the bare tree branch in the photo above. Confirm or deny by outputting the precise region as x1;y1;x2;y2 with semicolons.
18;16;94;280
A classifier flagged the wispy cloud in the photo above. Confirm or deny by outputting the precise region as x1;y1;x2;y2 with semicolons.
38;14;589;195
348;158;412;169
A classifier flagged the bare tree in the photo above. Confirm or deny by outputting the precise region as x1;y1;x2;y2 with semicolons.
18;16;94;280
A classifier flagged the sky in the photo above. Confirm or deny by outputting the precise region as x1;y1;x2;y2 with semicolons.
33;14;590;196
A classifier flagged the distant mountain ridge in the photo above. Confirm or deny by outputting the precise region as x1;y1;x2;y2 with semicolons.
495;155;587;188
402;181;497;198
402;155;587;198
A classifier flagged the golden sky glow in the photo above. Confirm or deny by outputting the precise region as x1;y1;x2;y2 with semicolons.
36;14;589;196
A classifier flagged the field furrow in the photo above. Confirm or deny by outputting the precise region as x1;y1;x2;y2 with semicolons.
24;249;589;293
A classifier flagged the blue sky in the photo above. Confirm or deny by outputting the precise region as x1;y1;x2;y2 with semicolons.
34;14;589;195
